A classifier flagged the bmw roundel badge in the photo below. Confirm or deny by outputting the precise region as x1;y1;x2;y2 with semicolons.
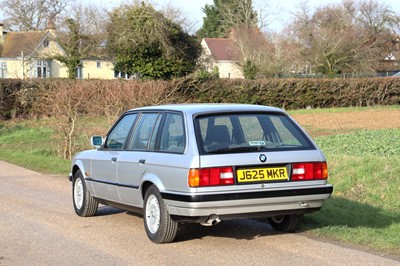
259;154;267;163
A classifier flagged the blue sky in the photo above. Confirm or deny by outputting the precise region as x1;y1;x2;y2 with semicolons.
84;0;400;32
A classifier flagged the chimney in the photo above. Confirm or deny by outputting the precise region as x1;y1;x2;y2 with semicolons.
47;14;57;37
228;28;237;40
395;36;400;51
0;23;4;45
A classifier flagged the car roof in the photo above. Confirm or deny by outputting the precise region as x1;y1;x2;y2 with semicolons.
129;103;285;116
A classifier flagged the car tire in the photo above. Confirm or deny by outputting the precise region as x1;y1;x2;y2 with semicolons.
268;214;303;232
73;169;98;217
144;185;178;244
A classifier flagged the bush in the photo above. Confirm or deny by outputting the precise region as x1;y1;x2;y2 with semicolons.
243;60;257;80
0;79;43;119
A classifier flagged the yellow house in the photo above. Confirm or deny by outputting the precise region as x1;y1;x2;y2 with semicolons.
77;58;115;79
0;23;115;79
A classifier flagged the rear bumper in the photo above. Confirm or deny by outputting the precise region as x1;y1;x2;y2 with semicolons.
162;185;333;220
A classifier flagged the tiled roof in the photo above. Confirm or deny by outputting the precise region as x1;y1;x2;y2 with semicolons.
1;31;47;57
203;38;236;61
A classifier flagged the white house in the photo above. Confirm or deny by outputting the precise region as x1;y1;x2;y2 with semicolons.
201;38;244;79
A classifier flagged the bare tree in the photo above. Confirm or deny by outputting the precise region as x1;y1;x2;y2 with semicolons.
42;3;111;79
260;32;303;77
219;0;258;31
0;0;70;31
255;0;279;30
87;80;167;126
289;0;400;75
155;1;197;34
356;0;400;35
58;2;109;37
37;81;86;159
232;27;266;62
232;27;301;77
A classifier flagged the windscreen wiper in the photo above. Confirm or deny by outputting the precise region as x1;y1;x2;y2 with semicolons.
208;146;263;154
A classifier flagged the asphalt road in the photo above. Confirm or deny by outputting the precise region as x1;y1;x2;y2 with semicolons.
0;160;398;266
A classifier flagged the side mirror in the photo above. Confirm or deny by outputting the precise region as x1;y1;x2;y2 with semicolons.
91;136;104;148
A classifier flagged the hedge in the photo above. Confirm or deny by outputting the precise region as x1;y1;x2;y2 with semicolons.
1;77;399;120
168;77;400;109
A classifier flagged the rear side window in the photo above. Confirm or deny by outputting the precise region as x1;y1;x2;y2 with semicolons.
195;113;314;154
159;113;186;153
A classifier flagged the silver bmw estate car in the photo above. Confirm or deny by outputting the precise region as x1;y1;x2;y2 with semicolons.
70;104;333;243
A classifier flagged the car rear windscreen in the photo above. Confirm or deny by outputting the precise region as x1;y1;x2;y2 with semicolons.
195;113;315;154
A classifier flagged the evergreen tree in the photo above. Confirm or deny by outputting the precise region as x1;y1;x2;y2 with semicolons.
107;3;200;80
197;0;258;39
197;3;225;39
243;59;257;79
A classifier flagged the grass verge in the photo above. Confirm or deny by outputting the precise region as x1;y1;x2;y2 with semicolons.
0;122;70;174
305;130;400;255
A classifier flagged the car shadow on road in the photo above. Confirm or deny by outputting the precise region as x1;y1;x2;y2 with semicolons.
94;206;285;242
175;218;279;242
93;196;398;244
95;205;144;218
95;205;126;216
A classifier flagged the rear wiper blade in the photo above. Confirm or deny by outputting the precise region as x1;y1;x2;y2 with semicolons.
208;146;263;154
273;144;301;148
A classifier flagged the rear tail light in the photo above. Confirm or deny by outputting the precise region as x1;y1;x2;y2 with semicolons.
189;167;234;187
291;162;328;181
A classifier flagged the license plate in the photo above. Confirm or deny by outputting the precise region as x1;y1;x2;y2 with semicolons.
236;167;288;183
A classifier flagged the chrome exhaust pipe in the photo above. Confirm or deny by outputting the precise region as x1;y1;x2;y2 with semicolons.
200;214;221;226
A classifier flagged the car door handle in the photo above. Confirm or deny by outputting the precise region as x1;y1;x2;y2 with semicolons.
139;159;146;164
111;157;118;162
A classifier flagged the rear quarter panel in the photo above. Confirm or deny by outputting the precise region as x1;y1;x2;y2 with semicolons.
143;152;200;193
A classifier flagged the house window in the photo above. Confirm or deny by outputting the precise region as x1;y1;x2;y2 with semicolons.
43;39;49;47
35;61;50;78
97;61;101;68
0;62;7;78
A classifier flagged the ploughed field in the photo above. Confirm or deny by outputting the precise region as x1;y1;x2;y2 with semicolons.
291;108;400;137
